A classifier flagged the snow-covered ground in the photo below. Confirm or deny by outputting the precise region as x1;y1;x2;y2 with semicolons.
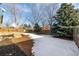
22;33;79;56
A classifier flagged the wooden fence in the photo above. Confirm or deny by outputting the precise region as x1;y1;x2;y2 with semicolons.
73;27;79;48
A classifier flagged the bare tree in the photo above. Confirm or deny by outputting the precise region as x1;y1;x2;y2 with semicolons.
26;4;43;27
12;4;17;25
40;4;58;33
25;4;58;31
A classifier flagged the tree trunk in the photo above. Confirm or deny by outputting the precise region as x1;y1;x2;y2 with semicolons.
49;18;53;34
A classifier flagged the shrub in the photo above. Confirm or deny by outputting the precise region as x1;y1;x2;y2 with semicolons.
33;23;42;33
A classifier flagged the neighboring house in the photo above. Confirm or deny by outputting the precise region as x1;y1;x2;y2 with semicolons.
41;24;50;31
8;23;24;32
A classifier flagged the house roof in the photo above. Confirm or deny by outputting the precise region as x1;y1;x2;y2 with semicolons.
10;23;17;28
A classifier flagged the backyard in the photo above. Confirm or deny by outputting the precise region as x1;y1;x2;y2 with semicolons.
0;32;79;56
0;3;79;56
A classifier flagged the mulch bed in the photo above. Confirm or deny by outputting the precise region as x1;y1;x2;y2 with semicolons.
0;44;26;56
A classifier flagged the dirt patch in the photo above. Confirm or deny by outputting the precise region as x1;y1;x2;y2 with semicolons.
14;35;33;56
0;44;26;56
0;34;33;56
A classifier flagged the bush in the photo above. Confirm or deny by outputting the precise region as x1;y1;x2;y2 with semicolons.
52;24;73;39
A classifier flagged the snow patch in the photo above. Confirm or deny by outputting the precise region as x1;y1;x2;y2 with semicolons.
22;33;43;39
23;33;79;56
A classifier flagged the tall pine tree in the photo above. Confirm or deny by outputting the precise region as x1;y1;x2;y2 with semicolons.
54;3;79;39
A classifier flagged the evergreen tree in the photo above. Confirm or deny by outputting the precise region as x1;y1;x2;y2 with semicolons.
54;3;79;39
34;23;42;33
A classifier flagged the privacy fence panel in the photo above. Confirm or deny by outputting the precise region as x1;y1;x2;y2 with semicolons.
74;27;79;48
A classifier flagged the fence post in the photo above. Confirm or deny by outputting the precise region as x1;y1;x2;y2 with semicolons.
73;27;79;48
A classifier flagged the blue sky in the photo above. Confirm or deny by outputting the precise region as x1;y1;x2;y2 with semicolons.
1;3;32;26
0;3;79;27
